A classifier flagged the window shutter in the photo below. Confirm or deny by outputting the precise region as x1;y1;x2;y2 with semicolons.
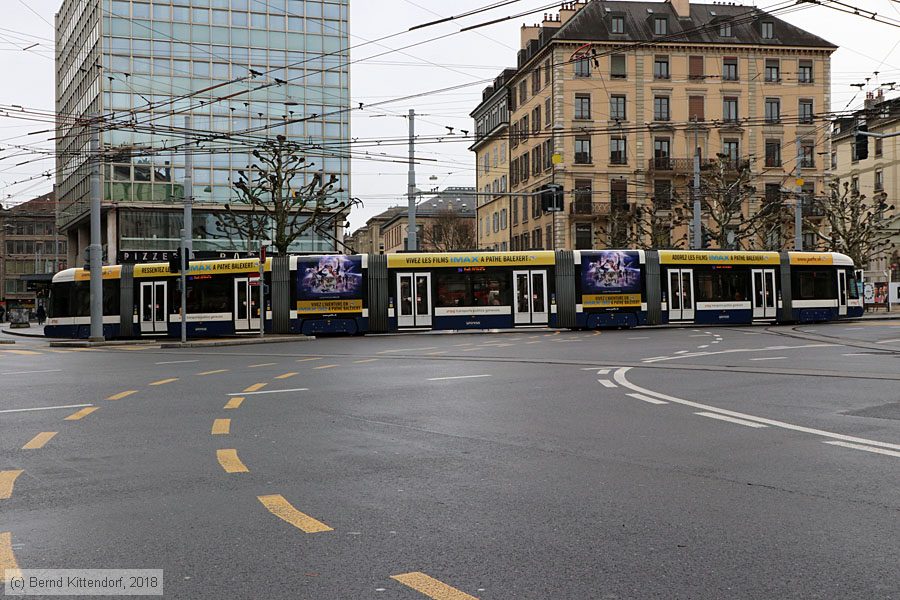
689;56;704;79
688;96;704;121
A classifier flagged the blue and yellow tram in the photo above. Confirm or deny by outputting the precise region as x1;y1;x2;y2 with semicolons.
45;250;863;339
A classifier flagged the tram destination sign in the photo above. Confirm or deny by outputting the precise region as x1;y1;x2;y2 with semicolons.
118;250;257;264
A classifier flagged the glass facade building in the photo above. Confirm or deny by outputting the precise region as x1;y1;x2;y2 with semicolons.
55;0;349;263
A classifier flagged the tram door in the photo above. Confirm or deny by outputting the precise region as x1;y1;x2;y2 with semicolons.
752;269;777;319
234;277;261;331
396;273;432;327
837;270;848;316
667;269;695;321
140;281;168;334
513;270;549;325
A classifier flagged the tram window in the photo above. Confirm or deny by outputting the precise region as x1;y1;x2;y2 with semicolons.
797;269;836;300
104;283;121;315
847;273;860;299
49;283;72;317
71;282;91;317
186;277;231;313
435;271;510;307
696;270;749;302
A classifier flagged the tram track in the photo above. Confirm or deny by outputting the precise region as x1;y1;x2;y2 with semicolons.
764;325;900;354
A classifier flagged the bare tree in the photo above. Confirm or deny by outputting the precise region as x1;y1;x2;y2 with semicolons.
420;207;476;252
700;154;762;249
808;180;899;268
218;135;361;255
595;194;688;250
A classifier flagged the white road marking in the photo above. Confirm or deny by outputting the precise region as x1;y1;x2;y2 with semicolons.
875;339;900;344
378;347;438;354
0;369;62;375
748;356;787;361
842;353;872;357
227;388;309;396
626;392;668;405
689;335;709;338
628;337;650;340
613;368;900;452
696;412;769;428
674;350;690;354
596;369;610;375
711;340;720;344
698;345;709;349
0;403;93;414
824;441;900;459
427;374;492;381
642;343;837;363
597;379;617;388
155;360;199;365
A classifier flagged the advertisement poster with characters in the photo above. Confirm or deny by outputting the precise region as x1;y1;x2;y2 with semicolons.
580;251;642;307
296;255;364;314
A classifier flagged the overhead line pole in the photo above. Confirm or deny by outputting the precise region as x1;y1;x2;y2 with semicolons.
692;123;701;250
88;115;104;342
180;115;193;344
407;109;417;252
795;134;803;251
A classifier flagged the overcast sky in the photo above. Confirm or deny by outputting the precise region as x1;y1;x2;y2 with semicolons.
2;0;900;231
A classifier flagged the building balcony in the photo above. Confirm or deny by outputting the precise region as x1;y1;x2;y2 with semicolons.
570;201;611;217
649;157;750;173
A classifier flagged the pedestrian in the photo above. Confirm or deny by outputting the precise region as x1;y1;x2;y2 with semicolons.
36;304;46;326
0;305;5;322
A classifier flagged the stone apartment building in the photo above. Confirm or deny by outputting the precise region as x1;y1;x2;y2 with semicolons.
831;90;900;280
0;191;68;313
471;69;515;251
379;189;477;253
471;0;834;251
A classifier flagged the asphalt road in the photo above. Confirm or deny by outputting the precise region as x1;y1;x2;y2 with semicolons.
1;322;898;599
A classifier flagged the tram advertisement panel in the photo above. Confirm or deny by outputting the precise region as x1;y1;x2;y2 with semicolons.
297;255;364;314
581;250;642;308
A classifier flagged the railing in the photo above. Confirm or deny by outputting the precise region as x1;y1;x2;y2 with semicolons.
649;157;749;172
570;201;611;216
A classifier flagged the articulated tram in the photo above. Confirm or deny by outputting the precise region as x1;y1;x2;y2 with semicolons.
45;250;863;339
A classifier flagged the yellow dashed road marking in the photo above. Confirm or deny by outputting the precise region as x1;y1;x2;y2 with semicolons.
391;572;479;600
22;432;57;450
313;364;338;370
0;531;21;580
107;390;137;401
217;449;249;473
211;419;231;435
65;406;99;421
295;357;322;362
243;383;267;392
198;369;228;376
119;346;149;351
224;397;244;410
0;470;24;500
1;350;42;356
149;378;178;386
353;358;379;364
275;372;298;380
257;494;333;533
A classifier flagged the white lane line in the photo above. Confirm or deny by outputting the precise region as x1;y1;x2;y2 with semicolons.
0;369;62;375
642;343;837;363
596;369;610;375
748;356;787;361
597;379;617;388
626;392;668;405
427;374;492;381
824;441;900;459
227;388;308;396
155;360;199;365
711;340;720;344
674;350;690;355
613;368;900;452
875;339;900;344
689;335;709;338
628;337;650;340
378;347;438;354
696;412;768;428
698;345;709;349
842;353;873;357
0;403;93;414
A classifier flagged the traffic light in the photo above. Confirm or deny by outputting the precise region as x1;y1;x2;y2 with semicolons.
702;229;713;249
169;251;180;273
855;123;869;160
540;184;563;212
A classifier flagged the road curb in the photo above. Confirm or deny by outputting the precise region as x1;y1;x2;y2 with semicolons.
1;328;45;338
49;339;160;348
159;335;314;348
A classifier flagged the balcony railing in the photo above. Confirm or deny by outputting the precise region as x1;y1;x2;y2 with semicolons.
649;157;749;172
570;201;611;216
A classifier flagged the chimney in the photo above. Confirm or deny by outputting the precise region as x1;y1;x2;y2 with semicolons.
520;24;541;48
864;91;876;110
667;0;691;18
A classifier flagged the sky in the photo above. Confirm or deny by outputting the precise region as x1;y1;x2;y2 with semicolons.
2;0;900;232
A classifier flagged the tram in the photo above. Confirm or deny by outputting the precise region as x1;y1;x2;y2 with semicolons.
44;250;863;339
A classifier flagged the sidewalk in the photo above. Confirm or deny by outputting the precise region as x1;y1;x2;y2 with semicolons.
859;307;900;320
0;324;46;337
